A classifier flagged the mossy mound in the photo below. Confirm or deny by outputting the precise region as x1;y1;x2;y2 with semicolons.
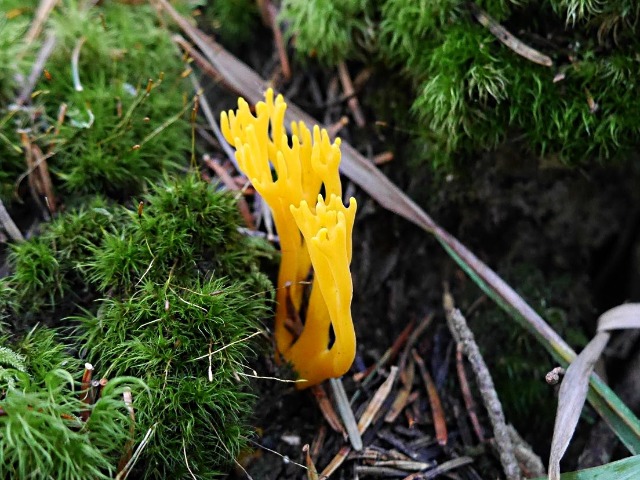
2;174;273;477
280;0;640;168
0;327;143;479
1;1;275;477
77;174;272;478
1;0;191;202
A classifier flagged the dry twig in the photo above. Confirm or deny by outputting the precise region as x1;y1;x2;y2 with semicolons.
258;0;291;81
311;384;346;435
16;32;57;105
202;155;255;229
337;62;366;127
469;2;553;67
412;350;448;446
23;0;58;47
357;366;398;435
444;300;521;480
0;199;23;241
456;344;484;442
330;378;363;451
385;359;414;423
320;446;350;478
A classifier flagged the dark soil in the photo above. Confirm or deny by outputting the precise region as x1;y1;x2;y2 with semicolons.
216;30;640;478
4;8;639;478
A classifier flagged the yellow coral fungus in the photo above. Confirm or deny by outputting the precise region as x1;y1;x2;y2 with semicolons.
220;89;357;387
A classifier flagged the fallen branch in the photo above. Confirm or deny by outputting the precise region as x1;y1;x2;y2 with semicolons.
444;296;521;480
468;2;553;67
0;199;23;241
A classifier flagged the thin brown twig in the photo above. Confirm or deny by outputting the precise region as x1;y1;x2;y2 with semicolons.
202;155;255;229
319;446;351;479
355;319;415;383
469;2;553;67
373;152;394;166
337;62;366;127
20;132;50;220
385;359;414;423
310;425;326;462
357;366;398;434
456;344;484;442
30;144;57;214
16;32;57;105
352;67;374;91
265;1;291;81
326;116;349;138
173;35;236;93
412;350;448;446
398;314;434;374
303;444;319;480
186;64;240;172
311;384;346;435
53;103;67;136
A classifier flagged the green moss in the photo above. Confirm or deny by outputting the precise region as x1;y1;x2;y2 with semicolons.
282;0;640;168
45;2;191;196
279;0;370;64
0;4;34;200
3;174;273;477
81;278;265;478
76;174;272;478
8;196;127;311
0;9;31;101
204;0;261;44
0;328;142;479
0;0;192;204
1;2;273;477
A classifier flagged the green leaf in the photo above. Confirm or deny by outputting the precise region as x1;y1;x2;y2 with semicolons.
532;455;640;480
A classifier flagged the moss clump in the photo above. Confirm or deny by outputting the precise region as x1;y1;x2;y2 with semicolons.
2;2;272;476
8;196;127;311
203;0;261;44
0;328;142;479
280;0;640;167
75;174;272;478
279;0;371;64
3;174;273;477
0;0;191;202
0;8;31;100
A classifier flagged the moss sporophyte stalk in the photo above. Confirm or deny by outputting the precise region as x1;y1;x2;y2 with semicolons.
221;89;357;387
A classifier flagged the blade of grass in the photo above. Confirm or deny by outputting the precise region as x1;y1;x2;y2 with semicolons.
532;454;640;480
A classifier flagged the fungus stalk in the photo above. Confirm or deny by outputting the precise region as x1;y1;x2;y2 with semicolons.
220;89;357;387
